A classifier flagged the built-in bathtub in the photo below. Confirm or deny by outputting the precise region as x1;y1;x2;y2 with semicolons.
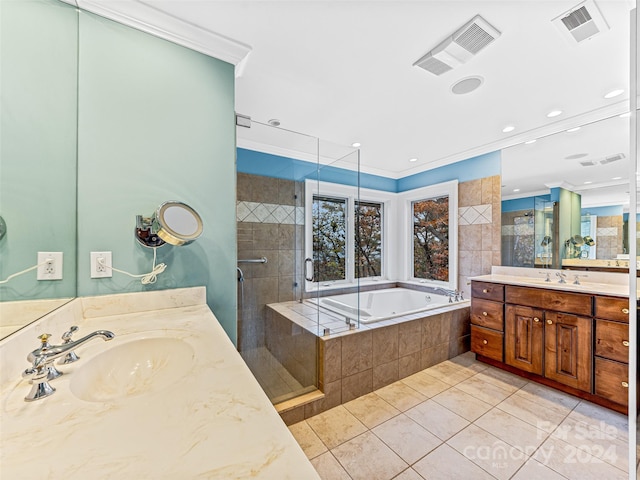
307;287;464;324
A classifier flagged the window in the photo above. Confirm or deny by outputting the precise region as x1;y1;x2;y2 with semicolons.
412;196;449;281
313;195;347;282
355;201;383;278
400;180;458;290
306;181;389;288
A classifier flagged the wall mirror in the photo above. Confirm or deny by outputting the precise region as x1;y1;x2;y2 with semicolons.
501;113;630;270
0;0;79;339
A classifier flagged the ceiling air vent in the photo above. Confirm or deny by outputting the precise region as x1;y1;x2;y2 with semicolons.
600;153;625;164
579;160;598;167
413;15;501;76
552;0;609;44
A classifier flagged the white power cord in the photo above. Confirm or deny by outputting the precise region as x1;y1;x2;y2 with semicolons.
98;248;167;285
0;258;52;285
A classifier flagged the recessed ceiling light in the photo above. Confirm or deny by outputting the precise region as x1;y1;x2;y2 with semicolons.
524;139;537;144
566;127;581;133
604;89;624;99
409;158;418;163
565;153;588;160
268;119;281;126
612;176;622;180
584;181;593;185
513;188;520;192
619;112;631;118
547;110;563;118
502;125;515;133
451;76;484;95
351;142;361;148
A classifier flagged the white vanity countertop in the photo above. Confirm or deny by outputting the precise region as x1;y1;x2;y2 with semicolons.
0;288;320;480
471;266;634;298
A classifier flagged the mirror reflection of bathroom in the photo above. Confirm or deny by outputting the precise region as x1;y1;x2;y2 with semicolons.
501;114;630;272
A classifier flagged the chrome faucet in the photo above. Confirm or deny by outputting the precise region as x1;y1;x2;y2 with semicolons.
556;271;567;284
23;329;115;401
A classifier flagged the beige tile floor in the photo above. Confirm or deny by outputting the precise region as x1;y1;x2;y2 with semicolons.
289;352;630;480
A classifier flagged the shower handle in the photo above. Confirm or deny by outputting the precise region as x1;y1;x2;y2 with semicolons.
304;258;314;282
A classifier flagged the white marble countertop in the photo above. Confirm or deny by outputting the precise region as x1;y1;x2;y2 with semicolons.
0;288;319;479
471;266;634;298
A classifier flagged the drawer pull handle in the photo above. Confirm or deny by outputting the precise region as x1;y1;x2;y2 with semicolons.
482;311;488;316
622;382;629;388
622;308;629;314
482;339;488;345
482;289;489;293
622;340;629;347
533;317;540;323
546;319;553;325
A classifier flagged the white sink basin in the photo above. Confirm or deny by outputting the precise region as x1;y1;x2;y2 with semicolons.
70;337;195;402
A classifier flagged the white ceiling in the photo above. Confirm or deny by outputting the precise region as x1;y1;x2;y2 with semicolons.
84;0;635;205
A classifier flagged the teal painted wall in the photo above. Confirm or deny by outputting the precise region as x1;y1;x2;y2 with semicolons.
0;0;78;300
76;12;237;343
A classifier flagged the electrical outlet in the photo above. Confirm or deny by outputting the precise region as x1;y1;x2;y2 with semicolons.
37;252;63;280
90;251;112;278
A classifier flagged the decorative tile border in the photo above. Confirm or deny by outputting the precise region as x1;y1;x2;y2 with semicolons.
597;227;619;237
459;204;492;225
237;201;304;225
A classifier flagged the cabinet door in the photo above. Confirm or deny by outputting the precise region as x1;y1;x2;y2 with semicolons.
505;305;543;375
544;312;592;392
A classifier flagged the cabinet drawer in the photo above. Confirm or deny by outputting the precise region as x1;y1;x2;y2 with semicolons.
471;281;504;302
594;357;629;407
595;320;629;364
471;298;504;331
471;325;503;362
594;296;630;324
505;286;591;316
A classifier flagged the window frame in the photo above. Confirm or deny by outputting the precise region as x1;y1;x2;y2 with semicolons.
305;180;392;292
399;180;458;291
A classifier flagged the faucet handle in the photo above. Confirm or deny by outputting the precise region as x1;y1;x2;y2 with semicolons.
59;326;80;364
61;326;79;342
38;333;52;345
31;333;64;379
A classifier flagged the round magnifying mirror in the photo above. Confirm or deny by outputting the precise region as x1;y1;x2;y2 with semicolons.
0;215;6;241
156;201;203;246
135;201;203;248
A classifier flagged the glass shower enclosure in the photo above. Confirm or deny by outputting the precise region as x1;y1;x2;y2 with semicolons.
235;118;361;404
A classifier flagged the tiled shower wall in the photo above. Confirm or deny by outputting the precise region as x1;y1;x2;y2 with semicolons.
500;209;535;267
596;215;623;259
236;172;304;352
457;175;502;299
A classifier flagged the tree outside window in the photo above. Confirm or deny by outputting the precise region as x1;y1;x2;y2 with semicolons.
313;196;346;282
413;196;449;282
355;201;382;278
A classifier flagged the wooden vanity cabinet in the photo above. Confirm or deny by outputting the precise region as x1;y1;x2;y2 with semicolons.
470;282;504;362
472;280;630;414
543;311;592;392
593;296;630;407
504;304;543;375
504;286;592;392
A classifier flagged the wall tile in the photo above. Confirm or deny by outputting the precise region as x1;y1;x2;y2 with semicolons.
279;405;306;426
420;344;449;370
398;320;422;356
458;179;482;207
373;360;399;390
342;331;373;377
321;337;342;384
342;369;373;403
372;325;399;366
305;379;342;418
398;351;421;378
